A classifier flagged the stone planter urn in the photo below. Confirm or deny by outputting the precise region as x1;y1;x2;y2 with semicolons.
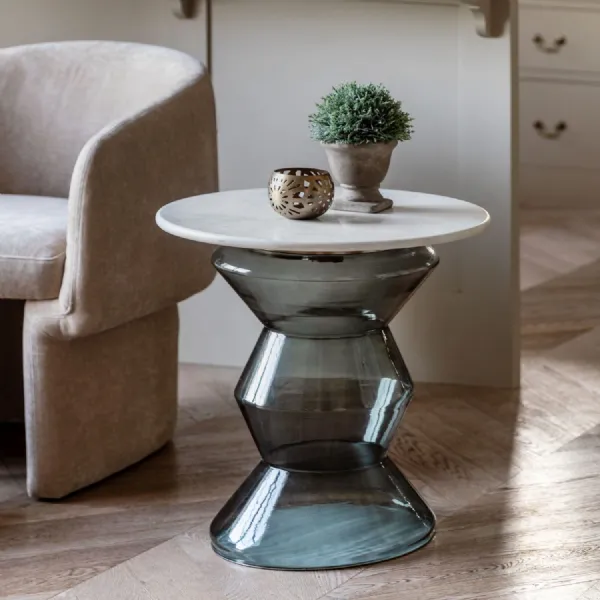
323;141;398;214
309;82;413;215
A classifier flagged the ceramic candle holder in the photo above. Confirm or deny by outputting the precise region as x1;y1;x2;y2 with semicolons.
269;168;334;220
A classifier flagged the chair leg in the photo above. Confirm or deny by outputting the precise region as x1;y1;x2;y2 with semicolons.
23;305;179;499
0;300;25;422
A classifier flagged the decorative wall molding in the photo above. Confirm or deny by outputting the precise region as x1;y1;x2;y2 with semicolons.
219;0;459;7
369;0;459;4
461;0;509;37
520;0;600;11
521;66;600;87
219;0;461;5
358;0;458;4
216;0;510;37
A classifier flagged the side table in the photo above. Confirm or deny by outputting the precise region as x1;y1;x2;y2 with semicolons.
157;188;489;570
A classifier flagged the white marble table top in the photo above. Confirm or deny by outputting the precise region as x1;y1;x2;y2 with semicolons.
156;188;490;253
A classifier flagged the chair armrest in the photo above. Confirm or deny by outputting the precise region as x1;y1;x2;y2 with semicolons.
56;70;218;339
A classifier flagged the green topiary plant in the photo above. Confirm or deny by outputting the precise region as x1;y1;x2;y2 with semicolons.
309;82;413;146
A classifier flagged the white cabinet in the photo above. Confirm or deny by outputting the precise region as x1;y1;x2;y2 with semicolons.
520;0;600;207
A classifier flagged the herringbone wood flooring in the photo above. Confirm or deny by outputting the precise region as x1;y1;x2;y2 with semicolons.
3;209;600;600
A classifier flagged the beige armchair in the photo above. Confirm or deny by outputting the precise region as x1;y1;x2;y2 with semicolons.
0;41;217;498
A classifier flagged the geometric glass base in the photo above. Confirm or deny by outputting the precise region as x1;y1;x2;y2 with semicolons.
210;457;435;570
210;246;440;570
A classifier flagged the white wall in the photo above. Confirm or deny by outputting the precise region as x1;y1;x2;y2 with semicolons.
0;0;207;55
386;2;520;386
180;0;461;370
180;0;519;387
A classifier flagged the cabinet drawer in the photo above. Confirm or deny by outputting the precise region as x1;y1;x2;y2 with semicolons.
520;164;600;208
520;6;600;73
521;81;600;170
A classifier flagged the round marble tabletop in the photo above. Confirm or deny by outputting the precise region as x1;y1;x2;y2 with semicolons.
156;188;490;253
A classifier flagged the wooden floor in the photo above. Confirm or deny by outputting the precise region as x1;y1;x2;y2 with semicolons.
3;209;600;599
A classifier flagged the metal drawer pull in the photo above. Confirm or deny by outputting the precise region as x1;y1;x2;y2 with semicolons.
533;120;567;140
533;34;567;54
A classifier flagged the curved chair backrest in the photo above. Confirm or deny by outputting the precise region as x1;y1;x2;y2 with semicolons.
0;41;204;198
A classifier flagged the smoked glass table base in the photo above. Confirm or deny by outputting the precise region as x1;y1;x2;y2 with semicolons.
209;247;438;570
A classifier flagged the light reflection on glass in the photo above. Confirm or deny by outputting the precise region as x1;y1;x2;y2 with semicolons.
227;468;288;551
243;332;285;407
363;378;398;443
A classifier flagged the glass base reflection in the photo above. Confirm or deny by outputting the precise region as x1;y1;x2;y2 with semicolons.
210;458;435;570
210;247;439;570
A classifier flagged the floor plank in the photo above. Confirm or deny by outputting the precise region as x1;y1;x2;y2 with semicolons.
319;425;600;600
3;208;600;599
52;523;357;600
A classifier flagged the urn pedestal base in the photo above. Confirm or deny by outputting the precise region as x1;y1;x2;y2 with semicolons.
332;195;393;214
324;141;397;214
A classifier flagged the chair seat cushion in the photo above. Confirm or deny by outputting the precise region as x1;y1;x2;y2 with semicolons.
0;194;68;300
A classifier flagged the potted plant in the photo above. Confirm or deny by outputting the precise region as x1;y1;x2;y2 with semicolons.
309;82;413;213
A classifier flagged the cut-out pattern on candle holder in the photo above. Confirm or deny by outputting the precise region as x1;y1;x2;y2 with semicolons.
269;168;334;220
